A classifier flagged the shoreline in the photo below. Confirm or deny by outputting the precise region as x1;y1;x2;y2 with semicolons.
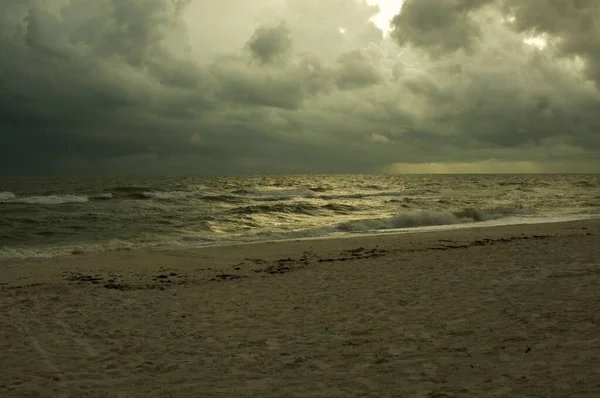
2;212;599;262
4;216;597;268
1;218;599;396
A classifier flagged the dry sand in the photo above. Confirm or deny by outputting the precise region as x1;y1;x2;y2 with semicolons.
1;219;600;397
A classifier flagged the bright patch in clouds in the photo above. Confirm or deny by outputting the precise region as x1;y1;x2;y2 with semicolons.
524;36;548;49
367;0;404;33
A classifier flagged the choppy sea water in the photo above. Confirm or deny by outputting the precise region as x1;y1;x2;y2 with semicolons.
1;174;599;259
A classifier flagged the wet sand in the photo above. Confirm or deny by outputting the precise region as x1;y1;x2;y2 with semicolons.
1;219;600;397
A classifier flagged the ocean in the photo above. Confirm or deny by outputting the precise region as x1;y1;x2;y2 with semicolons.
1;174;599;259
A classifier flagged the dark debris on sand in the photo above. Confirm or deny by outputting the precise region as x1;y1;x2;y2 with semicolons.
64;271;187;291
318;247;388;263
65;273;103;284
211;273;244;281
427;234;553;251
103;282;131;291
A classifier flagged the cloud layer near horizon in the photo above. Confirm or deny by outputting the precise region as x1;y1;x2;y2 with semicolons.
1;0;599;174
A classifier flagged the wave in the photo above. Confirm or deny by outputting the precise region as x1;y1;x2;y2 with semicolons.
2;190;203;204
335;207;531;232
1;194;90;205
228;201;363;216
0;233;223;260
199;194;244;203
573;181;596;188
90;193;113;200
566;207;600;216
321;203;361;213
138;191;196;200
0;191;17;201
319;189;439;200
238;226;334;243
116;191;196;200
579;202;600;208
226;188;438;202
452;207;532;221
1;190;199;203
336;210;459;231
231;188;316;201
308;186;331;193
1;207;595;261
0;188;438;205
112;186;152;193
112;186;199;200
229;203;321;216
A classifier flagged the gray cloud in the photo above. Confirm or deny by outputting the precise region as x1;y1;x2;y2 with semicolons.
1;0;599;175
391;0;600;87
246;23;292;64
335;49;385;90
504;0;600;88
391;0;492;55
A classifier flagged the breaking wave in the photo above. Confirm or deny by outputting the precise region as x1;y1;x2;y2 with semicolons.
0;192;17;201
336;210;459;231
336;207;531;232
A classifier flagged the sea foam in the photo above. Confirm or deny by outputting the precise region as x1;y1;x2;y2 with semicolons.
1;194;89;205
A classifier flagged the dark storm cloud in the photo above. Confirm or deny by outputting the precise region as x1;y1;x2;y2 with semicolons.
1;0;599;174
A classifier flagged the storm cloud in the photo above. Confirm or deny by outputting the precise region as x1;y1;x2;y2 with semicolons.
0;0;599;174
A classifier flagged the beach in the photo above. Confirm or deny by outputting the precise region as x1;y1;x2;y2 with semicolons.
1;219;599;397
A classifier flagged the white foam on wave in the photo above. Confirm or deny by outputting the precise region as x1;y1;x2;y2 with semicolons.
0;191;17;201
90;193;113;200
0;235;218;260
0;239;134;260
567;207;600;216
1;194;89;205
0;245;74;260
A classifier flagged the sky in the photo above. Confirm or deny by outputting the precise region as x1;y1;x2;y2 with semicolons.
1;0;599;175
